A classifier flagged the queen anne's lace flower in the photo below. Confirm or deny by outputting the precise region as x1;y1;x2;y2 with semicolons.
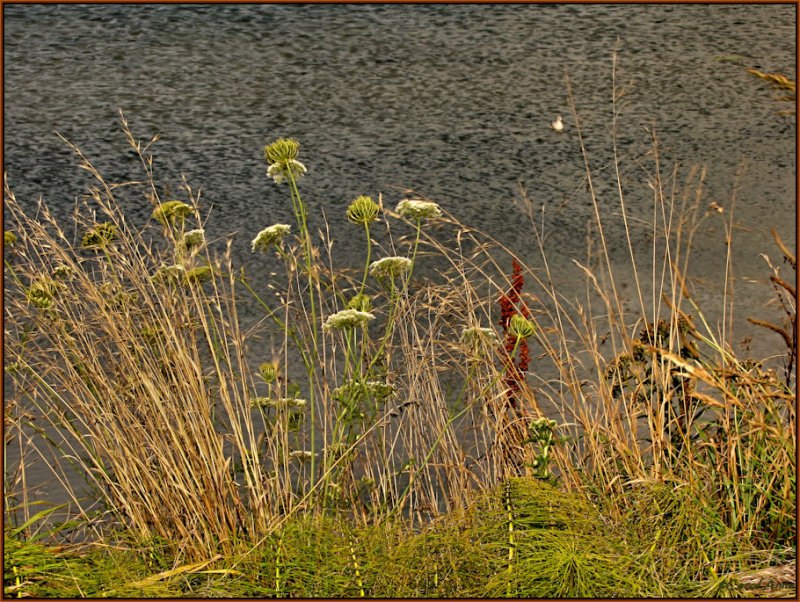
289;450;314;462
250;397;307;410
152;201;193;226
322;308;375;331
252;224;291;253
152;264;185;285
396;199;442;221
347;195;380;226
347;293;372;312
265;138;307;184
180;229;205;254
509;314;537;340
460;327;499;346
369;256;412;280
333;380;395;403
267;160;307;184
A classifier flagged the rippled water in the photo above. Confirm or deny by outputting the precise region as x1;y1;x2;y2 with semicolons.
3;3;796;507
4;4;795;257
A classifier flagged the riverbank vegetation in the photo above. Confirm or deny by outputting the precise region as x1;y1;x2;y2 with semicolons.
4;76;795;596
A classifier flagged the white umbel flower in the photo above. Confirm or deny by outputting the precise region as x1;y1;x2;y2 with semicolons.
252;224;291;253
396;199;442;221
323;308;375;331
460;327;499;346
289;450;314;462
267;159;307;184
250;397;307;410
179;228;205;254
369;256;412;279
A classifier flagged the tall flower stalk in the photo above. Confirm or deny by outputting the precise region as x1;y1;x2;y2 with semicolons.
396;198;441;288
264;138;322;486
498;259;535;412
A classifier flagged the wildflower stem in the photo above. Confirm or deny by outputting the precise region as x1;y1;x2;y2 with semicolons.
404;219;422;292
286;167;320;488
359;223;371;296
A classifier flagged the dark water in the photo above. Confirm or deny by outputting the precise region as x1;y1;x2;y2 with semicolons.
4;4;795;252
3;4;796;511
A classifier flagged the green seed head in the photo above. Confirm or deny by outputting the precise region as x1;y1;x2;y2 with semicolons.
347;293;373;312
509;314;537;340
26;278;63;309
264;138;300;165
259;362;278;384
265;139;306;184
152;201;193;227
185;266;213;284
347;195;380;226
81;222;118;248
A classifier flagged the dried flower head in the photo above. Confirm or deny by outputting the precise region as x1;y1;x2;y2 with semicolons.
369;256;412;280
252;224;291;253
347;195;380;226
323;308;375;331
396;199;442;222
265;138;307;184
508;314;537;340
152;201;193;227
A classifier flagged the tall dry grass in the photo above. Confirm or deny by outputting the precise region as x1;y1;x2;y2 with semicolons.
4;53;795;569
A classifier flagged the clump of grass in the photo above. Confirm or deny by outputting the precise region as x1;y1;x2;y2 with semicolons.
3;533;182;598
4;120;275;559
